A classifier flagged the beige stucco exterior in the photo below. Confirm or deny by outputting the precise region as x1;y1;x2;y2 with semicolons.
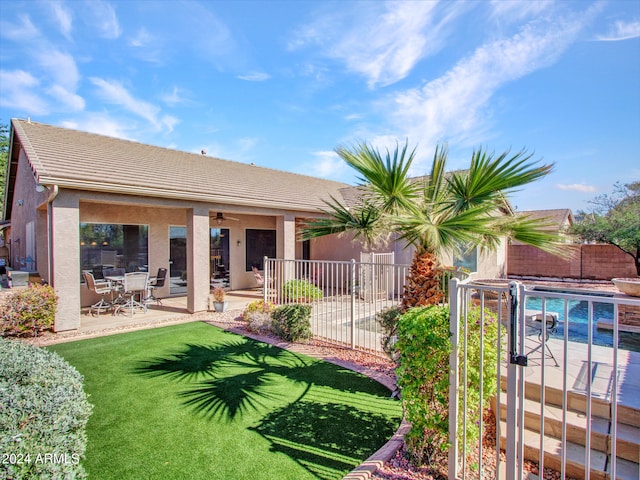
3;119;510;332
5;135;317;331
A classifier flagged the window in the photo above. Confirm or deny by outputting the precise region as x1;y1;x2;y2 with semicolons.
454;246;477;272
245;229;276;271
80;223;148;278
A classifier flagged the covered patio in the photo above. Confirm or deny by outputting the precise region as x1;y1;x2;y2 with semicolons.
4;119;352;333
78;289;262;334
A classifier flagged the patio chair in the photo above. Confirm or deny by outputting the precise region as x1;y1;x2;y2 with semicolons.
145;267;167;308
92;265;105;280
103;267;126;305
252;266;264;288
83;271;113;316
115;272;149;317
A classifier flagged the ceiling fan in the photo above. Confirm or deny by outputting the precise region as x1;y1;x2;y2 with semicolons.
212;212;239;224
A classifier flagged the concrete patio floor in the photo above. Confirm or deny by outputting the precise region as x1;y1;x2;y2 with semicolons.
77;289;263;334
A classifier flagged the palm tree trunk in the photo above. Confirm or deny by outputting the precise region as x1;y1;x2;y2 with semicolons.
401;250;444;310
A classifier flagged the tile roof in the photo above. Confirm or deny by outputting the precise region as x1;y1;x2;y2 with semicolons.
517;208;574;228
11;119;349;212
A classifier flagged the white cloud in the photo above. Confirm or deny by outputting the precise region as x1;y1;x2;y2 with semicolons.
555;183;597;192
47;85;85;111
290;1;467;88
61;114;134;140
0;69;49;115
489;0;554;22
83;0;121;39
129;27;153;48
0;14;39;41
237;72;271;82
34;48;80;90
307;150;348;178
596;20;640;41
161;86;185;107
49;1;73;39
90;77;174;131
376;6;601;172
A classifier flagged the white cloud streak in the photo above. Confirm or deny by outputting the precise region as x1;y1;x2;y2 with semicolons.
596;20;640;41
49;1;73;39
0;70;49;114
489;0;554;23
0;10;84;114
90;77;177;132
306;150;348;178
377;5;602;173
237;72;271;82
83;0;121;39
556;183;597;192
291;1;467;88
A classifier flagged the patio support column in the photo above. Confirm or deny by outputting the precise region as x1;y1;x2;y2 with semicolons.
277;214;296;282
51;192;81;331
187;206;209;313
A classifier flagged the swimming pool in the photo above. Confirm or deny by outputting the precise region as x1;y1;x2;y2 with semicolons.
525;296;640;353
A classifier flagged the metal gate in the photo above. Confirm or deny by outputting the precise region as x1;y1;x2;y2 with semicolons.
448;278;640;480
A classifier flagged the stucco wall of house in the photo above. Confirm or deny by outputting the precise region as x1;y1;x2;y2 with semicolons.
8;148;49;271
51;191;81;331
309;232;368;262
507;244;637;280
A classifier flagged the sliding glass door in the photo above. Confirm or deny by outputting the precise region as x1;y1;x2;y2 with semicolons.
169;226;187;295
169;226;230;295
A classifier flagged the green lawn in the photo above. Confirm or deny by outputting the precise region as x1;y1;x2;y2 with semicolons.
48;322;402;480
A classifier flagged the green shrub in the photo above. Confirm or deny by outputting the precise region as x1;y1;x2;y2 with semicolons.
242;300;276;334
394;304;500;466
242;300;276;316
1;283;58;337
281;279;323;303
375;305;402;362
271;304;312;342
0;338;93;479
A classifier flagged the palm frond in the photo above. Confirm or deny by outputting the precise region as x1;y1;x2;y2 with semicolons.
335;140;419;213
446;148;554;212
498;215;568;256
300;196;383;246
396;204;498;257
423;144;448;204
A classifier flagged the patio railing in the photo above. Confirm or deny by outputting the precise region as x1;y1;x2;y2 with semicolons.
262;257;467;355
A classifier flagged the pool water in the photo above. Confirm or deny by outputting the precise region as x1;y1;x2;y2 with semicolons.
526;297;640;353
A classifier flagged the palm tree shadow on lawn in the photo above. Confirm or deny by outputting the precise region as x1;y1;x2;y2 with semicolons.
132;334;401;479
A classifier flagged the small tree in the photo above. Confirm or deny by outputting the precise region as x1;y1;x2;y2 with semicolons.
571;181;640;276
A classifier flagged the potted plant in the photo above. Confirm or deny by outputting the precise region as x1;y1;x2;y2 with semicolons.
611;278;640;297
211;286;228;312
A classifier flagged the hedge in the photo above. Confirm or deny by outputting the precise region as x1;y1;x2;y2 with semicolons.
0;338;93;479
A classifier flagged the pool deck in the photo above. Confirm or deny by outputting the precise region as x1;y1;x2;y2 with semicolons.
518;335;640;412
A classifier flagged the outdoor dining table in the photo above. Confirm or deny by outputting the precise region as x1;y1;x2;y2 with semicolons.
104;275;156;312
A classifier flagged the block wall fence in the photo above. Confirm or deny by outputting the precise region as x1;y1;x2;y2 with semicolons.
507;244;637;280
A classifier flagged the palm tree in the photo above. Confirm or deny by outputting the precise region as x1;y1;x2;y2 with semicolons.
302;141;563;309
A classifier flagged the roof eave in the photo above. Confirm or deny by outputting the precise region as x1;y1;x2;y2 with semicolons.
38;178;327;214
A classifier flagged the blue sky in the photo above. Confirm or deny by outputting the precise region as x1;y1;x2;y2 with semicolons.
1;0;639;213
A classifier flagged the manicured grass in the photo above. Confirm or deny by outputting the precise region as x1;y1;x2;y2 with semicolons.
48;322;402;480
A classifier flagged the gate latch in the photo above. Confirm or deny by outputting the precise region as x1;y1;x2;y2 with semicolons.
510;354;528;367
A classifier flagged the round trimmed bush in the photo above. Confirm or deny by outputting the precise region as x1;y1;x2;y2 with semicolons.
0;338;93;479
271;304;312;342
